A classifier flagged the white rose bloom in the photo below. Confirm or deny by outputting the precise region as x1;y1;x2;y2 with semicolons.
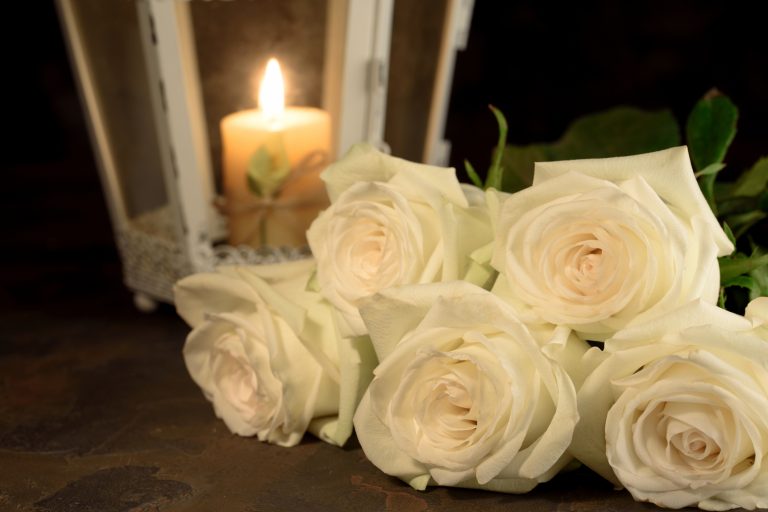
572;299;768;510
491;146;733;341
307;143;493;337
354;282;584;492
174;259;376;447
746;297;768;336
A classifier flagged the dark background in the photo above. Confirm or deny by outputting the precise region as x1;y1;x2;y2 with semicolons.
447;1;767;175
2;1;766;307
2;2;120;309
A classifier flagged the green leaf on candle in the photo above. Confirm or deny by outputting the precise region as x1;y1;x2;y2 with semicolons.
246;138;291;198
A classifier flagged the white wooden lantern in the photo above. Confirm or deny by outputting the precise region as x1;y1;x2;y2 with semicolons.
56;0;473;310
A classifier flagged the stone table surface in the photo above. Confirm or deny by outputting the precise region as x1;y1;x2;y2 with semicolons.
0;278;674;512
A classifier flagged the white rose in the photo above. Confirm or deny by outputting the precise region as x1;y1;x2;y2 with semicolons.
353;282;583;492
491;146;733;341
174;258;376;447
307;143;493;337
746;297;768;336
572;299;768;510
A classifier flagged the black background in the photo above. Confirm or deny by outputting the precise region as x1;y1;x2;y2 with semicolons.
448;1;767;175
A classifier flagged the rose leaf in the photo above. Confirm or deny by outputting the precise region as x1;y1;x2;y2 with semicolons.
725;211;767;240
732;156;768;198
720;252;768;282
500;143;552;192
751;264;768;300
749;243;768;300
695;162;727;179
723;222;736;246
556;107;680;158
698;163;727;216
722;274;759;294
685;90;738;171
486;105;508;191
500;107;680;193
464;159;484;188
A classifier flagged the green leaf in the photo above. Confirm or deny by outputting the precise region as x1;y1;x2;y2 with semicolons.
246;140;291;198
500;107;680;193
749;244;768;300
751;274;768;300
717;195;758;217
719;252;768;282
485;105;508;191
723;222;736;246
246;146;270;196
698;164;726;216
464;159;483;188
726;210;767;240
695;162;726;178
685;90;738;171
556;107;680;158
750;240;766;256
722;275;759;293
732;156;768;197
718;287;726;308
714;181;735;202
500;143;552;192
750;269;768;300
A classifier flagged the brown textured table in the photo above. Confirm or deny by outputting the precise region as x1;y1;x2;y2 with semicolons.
0;267;667;512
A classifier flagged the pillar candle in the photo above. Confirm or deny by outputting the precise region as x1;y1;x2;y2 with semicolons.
220;59;331;247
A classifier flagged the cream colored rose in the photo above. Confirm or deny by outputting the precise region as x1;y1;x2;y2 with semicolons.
353;282;583;492
174;258;376;447
307;143;493;337
572;300;768;510
491;147;733;341
746;297;768;336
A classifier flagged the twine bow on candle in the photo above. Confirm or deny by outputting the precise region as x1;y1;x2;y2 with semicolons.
216;149;330;246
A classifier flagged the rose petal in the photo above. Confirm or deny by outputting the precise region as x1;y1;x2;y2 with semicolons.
533;146;732;256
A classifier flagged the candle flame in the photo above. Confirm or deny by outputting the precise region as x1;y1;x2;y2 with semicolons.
258;58;285;125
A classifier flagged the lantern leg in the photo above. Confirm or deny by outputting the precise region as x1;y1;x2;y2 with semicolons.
133;292;159;313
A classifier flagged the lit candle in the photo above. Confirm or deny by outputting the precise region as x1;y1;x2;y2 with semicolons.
221;58;331;247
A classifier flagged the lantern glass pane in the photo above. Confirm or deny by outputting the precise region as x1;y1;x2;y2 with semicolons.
189;0;329;193
70;0;169;220
385;0;449;163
